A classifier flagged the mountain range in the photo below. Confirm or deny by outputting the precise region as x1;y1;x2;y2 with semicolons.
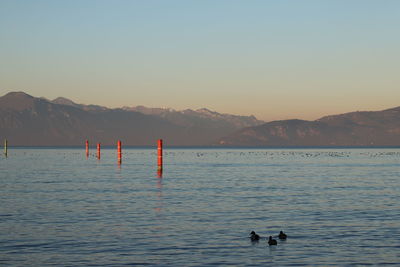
0;92;263;146
0;91;399;146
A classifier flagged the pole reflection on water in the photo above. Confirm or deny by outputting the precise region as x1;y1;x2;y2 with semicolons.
155;171;163;213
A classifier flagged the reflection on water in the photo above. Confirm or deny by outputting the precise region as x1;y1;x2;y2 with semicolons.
157;169;162;179
155;175;163;213
0;148;399;266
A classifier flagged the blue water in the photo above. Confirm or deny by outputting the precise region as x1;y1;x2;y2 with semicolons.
0;148;399;266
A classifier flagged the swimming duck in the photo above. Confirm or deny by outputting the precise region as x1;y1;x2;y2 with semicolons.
268;236;277;246
250;231;260;241
278;231;287;240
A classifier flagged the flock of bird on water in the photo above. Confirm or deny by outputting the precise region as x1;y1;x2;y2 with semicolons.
250;230;287;246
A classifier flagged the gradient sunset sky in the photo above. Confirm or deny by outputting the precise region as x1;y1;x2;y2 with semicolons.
1;0;399;121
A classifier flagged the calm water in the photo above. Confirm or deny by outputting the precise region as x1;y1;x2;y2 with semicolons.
0;148;399;266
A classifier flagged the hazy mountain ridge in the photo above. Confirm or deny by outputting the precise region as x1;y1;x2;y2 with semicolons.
50;96;264;129
2;91;400;146
52;97;109;112
0;92;263;146
218;107;400;146
123;106;264;129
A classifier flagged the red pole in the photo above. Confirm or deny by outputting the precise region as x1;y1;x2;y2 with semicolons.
157;139;163;171
85;140;89;158
117;140;122;164
97;143;101;159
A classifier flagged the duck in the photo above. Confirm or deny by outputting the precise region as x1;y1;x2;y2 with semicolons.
268;236;277;246
250;231;260;241
278;231;287;240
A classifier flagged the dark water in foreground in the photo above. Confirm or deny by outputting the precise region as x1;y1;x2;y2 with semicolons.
0;148;399;266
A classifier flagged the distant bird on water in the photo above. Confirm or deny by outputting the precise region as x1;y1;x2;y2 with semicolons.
278;231;287;240
250;231;260;241
268;236;277;246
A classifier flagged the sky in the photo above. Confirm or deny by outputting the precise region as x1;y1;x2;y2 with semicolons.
0;0;399;121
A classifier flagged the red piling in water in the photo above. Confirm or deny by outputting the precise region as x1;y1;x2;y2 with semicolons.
85;140;89;158
117;140;122;164
157;139;163;172
97;143;101;159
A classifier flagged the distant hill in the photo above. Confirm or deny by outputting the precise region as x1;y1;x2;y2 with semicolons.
217;107;400;147
0;92;263;146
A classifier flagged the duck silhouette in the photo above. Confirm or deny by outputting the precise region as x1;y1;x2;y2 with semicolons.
268;236;277;246
278;231;287;240
250;231;260;241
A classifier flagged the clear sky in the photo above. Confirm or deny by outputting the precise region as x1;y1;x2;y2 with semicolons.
0;0;399;121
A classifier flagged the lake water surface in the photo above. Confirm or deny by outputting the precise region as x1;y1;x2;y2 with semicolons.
1;148;399;266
